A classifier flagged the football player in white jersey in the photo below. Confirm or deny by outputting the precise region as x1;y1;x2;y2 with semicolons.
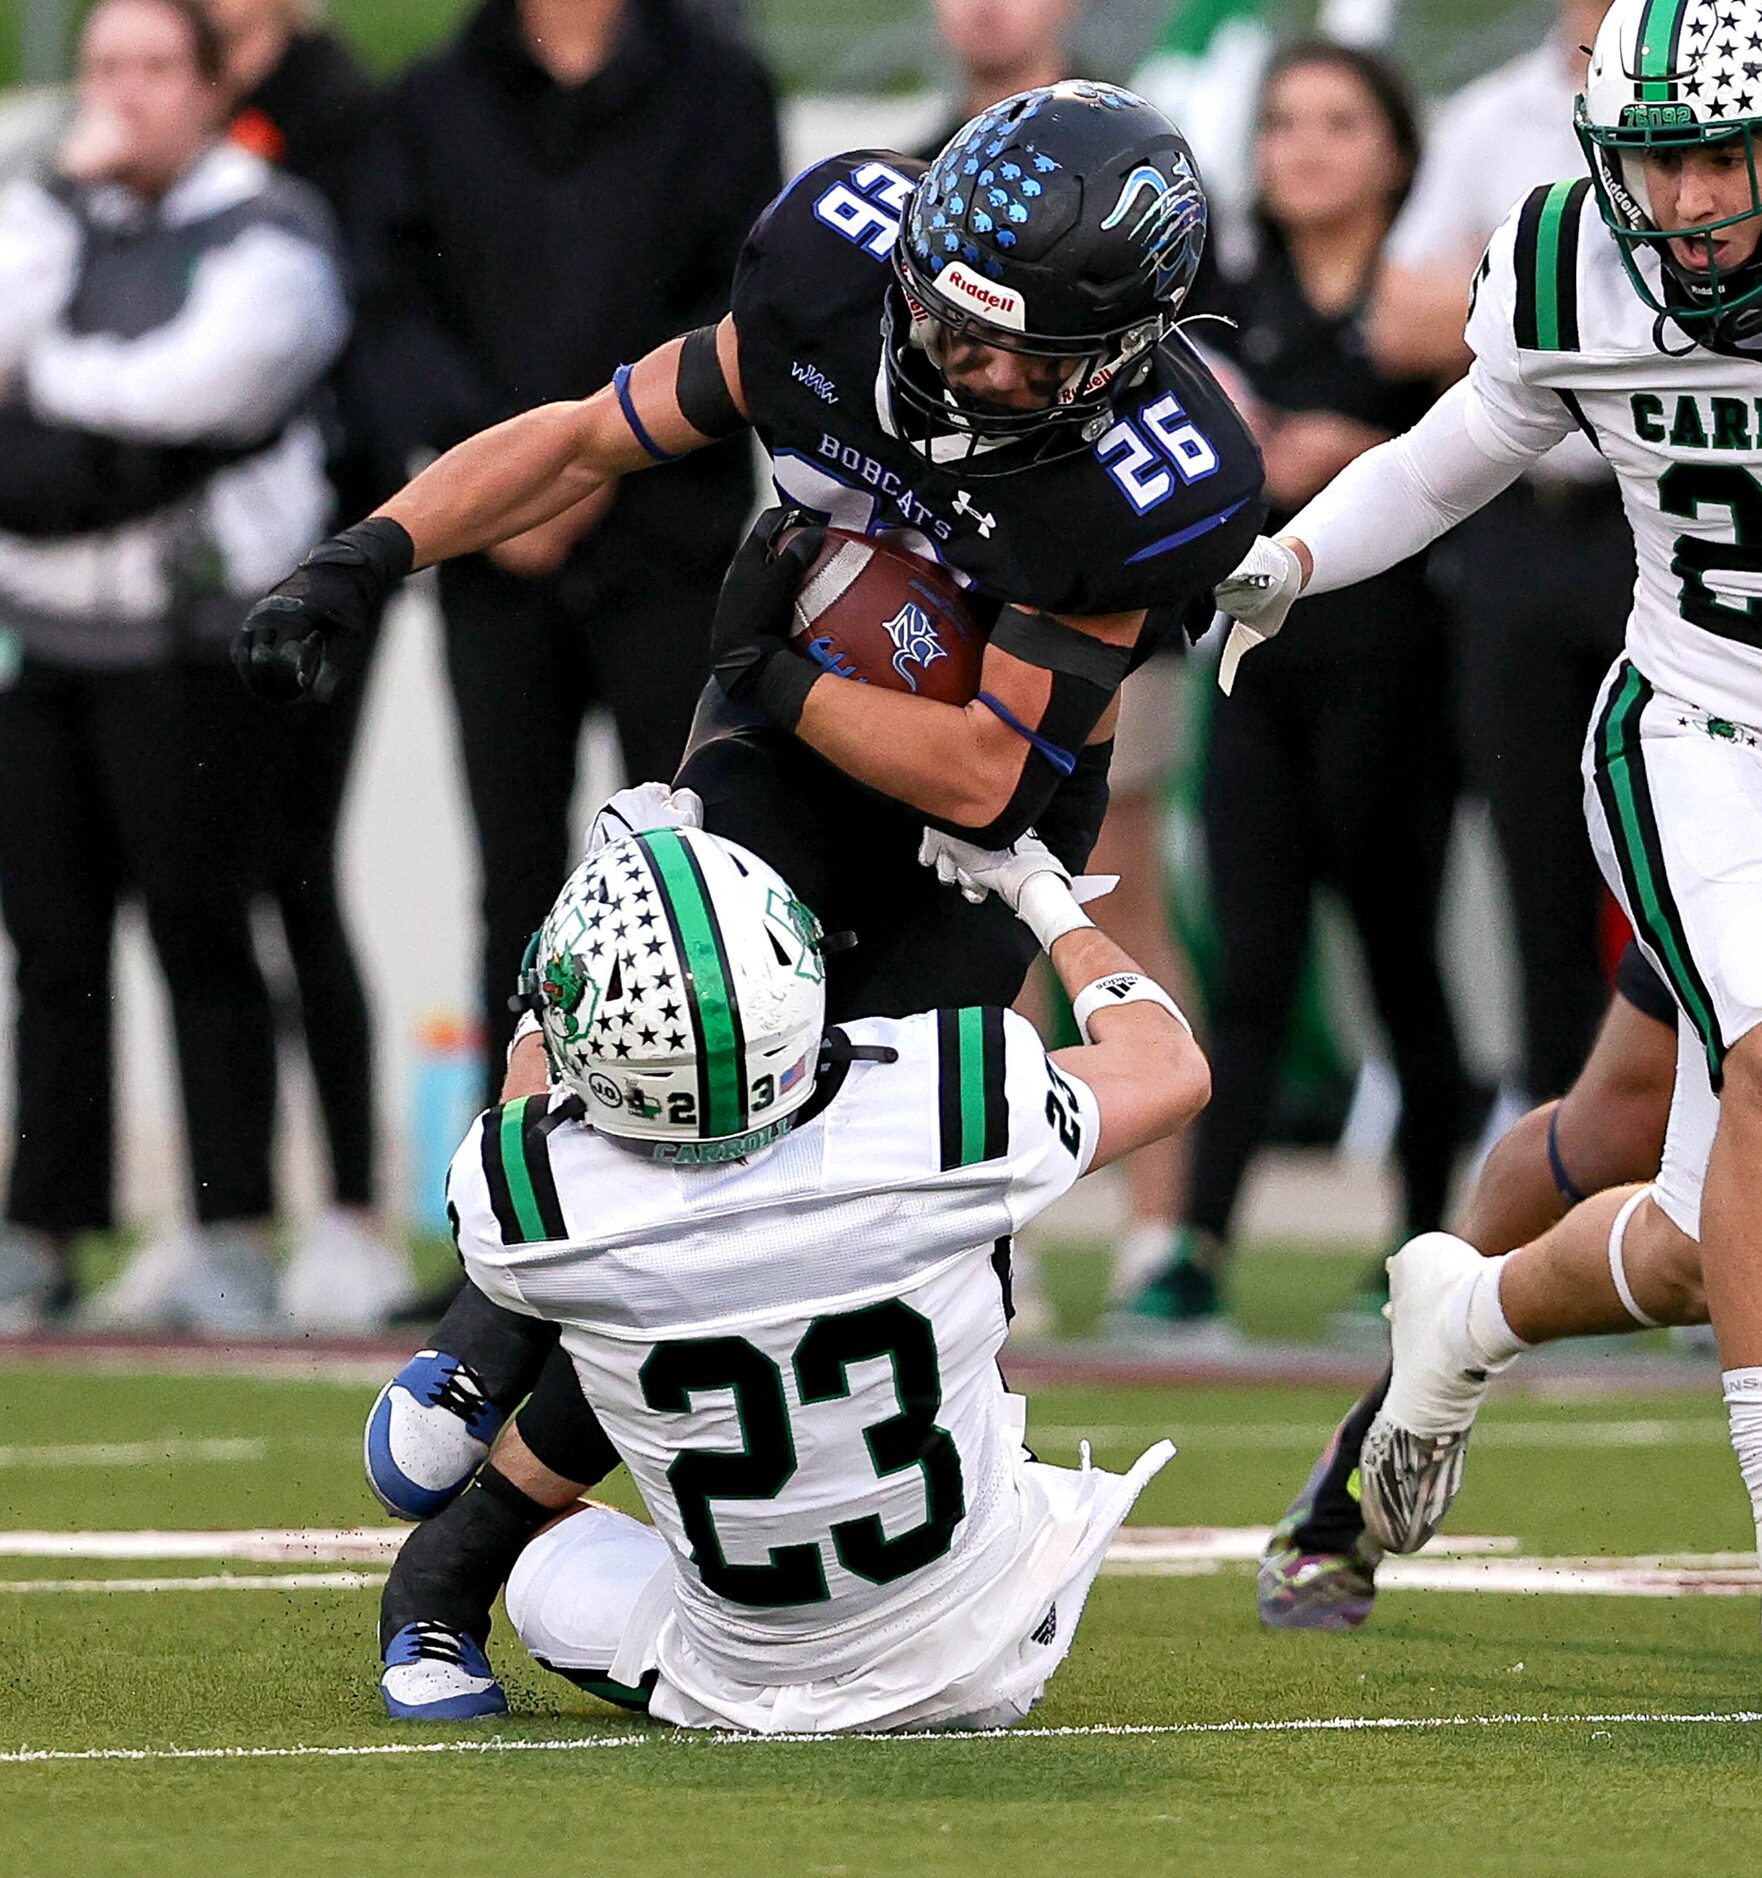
1211;0;1762;1578
375;817;1208;1731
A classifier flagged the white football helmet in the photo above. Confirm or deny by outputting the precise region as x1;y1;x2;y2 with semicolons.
1578;0;1762;330
520;828;827;1162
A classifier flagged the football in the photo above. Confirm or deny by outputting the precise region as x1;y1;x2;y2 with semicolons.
787;528;988;705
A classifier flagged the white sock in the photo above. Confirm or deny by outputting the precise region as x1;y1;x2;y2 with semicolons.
1724;1367;1762;1558
1449;1253;1527;1372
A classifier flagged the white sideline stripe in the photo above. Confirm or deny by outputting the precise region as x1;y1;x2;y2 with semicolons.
1108;1555;1762;1596
0;1438;270;1470
3;1712;1761;1767
0;1571;387;1595
0;1525;1516;1564
1030;1419;1727;1450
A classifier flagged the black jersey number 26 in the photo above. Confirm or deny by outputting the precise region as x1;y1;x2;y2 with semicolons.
637;1301;967;1608
1660;463;1762;647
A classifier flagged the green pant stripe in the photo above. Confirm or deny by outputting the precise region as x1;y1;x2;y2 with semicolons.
1596;665;1724;1084
640;831;746;1138
498;1100;549;1242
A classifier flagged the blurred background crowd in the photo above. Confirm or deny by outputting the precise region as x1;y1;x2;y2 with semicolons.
0;0;1636;1344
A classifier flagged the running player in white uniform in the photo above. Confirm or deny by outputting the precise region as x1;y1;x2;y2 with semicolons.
1211;0;1762;1578
377;817;1207;1731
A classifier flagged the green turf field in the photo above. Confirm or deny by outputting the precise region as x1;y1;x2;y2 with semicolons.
2;1284;1756;1878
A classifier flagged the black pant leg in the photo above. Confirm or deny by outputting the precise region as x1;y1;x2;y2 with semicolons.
1450;489;1629;1099
0;661;121;1234
441;558;592;1095
252;629;379;1206
1312;649;1464;1240
588;577;716;786
102;663;277;1224
679;724;1041;1018
1185;671;1314;1243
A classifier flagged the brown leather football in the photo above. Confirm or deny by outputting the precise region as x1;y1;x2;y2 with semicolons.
787;528;988;705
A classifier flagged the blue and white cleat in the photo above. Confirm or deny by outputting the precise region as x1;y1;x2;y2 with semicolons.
364;1351;505;1520
380;1622;508;1721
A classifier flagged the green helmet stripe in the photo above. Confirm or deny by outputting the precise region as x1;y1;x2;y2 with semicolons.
638;831;747;1138
1636;0;1691;102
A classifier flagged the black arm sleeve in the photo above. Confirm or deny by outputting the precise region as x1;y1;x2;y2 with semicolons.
676;325;747;439
0;407;256;537
928;608;1135;848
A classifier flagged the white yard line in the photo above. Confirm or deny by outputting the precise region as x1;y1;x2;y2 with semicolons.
2;1527;1752;1599
1029;1419;1726;1450
0;1438;270;1470
0;1571;387;1595
3;1712;1760;1767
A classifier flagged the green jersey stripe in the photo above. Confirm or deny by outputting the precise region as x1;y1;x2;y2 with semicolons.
937;1006;1010;1169
498;1099;549;1242
639;831;747;1139
480;1107;521;1244
1515;180;1587;351
1593;664;1724;1085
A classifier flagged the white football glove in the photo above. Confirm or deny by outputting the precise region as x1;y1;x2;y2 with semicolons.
1213;535;1306;695
918;829;1116;951
584;781;704;859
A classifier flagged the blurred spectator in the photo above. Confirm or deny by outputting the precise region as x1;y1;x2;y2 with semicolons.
206;0;413;1328
1369;0;1633;1125
913;0;1075;156
1118;40;1463;1346
915;0;1202;1326
349;0;781;1092
0;0;347;1329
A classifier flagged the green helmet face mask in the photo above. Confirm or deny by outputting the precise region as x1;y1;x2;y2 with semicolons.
1578;0;1762;328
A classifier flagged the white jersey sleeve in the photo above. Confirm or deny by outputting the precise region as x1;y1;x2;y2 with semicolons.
1459;200;1583;462
444;1093;575;1322
991;1008;1102;1229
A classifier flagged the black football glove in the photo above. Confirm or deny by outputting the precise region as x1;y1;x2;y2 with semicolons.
709;506;826;730
234;517;414;704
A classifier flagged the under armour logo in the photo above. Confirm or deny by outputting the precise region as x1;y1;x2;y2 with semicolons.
953;490;995;537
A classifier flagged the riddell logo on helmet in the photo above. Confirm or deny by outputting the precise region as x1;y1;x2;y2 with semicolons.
935;263;1027;332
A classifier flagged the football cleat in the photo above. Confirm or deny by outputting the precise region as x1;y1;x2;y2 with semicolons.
380;1622;508;1721
1359;1233;1498;1554
1257;1409;1385;1631
364;1351;504;1521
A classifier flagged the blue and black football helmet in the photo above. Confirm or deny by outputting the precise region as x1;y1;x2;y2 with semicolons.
885;80;1208;474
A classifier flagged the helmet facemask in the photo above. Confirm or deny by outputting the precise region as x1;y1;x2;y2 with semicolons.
881;80;1206;478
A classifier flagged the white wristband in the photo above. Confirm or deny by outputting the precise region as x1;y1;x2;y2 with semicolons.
1071;971;1191;1042
506;1009;542;1068
1016;870;1093;951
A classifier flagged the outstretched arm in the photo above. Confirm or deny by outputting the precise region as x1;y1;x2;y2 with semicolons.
236;319;749;702
380;319;748;570
1214;372;1566;690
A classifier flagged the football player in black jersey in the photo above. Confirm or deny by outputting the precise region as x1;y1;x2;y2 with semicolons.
239;82;1264;1719
237;80;1263;1021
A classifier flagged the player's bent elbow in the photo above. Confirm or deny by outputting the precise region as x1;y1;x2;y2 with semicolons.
1163;1030;1211;1129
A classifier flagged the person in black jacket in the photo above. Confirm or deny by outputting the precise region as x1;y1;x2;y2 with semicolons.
203;0;414;1328
348;0;782;1094
1116;41;1466;1346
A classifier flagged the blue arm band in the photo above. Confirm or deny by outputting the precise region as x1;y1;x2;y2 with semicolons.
1546;1105;1587;1208
976;690;1077;776
613;364;681;464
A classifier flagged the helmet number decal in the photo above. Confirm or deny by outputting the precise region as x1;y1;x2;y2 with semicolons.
814;161;914;261
1094;392;1218;513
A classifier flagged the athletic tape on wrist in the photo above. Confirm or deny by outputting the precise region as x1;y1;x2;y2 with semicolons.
1016;871;1091;951
1071;971;1190;1043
